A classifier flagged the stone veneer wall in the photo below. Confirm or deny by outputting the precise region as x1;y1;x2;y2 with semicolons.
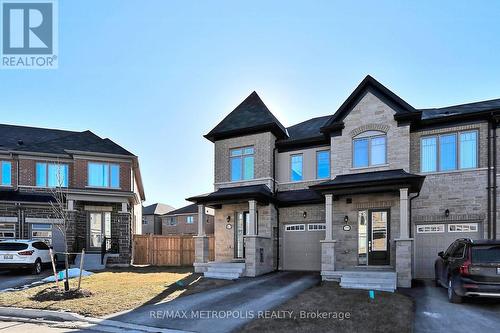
214;132;276;191
332;193;400;270
331;91;411;176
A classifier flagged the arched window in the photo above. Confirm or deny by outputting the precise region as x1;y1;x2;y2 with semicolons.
352;131;387;168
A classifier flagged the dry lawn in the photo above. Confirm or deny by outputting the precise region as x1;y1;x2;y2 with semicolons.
241;281;414;333
0;266;226;317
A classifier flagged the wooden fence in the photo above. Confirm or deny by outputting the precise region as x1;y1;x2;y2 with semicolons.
133;235;215;266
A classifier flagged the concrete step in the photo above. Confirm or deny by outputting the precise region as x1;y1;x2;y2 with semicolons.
341;272;396;279
341;277;396;284
207;262;246;269
206;267;244;275
204;271;240;280
340;283;395;292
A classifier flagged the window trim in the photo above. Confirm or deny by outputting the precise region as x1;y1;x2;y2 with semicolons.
352;133;387;168
307;223;326;231
229;146;255;182
448;223;478;233
36;162;69;188
0;223;16;239
87;162;120;188
290;153;304;182
420;129;479;173
0;161;12;187
316;150;330;180
285;224;305;232
416;224;445;233
186;216;194;224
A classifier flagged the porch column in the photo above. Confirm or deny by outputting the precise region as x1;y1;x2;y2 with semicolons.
396;187;413;288
197;204;206;236
399;188;409;238
321;193;336;281
194;204;209;273
248;200;257;236
325;194;333;240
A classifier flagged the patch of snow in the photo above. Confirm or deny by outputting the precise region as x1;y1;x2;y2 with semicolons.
422;311;442;319
42;268;93;282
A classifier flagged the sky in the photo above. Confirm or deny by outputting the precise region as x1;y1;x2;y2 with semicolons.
1;0;500;209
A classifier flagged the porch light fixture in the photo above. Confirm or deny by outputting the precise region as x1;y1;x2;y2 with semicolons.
226;216;231;222
344;215;349;224
303;211;307;219
445;209;450;218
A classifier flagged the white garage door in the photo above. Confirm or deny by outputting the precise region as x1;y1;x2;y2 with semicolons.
29;223;65;253
283;223;325;271
414;222;481;278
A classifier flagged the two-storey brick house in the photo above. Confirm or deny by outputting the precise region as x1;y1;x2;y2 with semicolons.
188;76;499;288
161;204;214;236
0;124;145;266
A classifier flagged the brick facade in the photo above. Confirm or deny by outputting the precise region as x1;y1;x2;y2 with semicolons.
162;213;214;235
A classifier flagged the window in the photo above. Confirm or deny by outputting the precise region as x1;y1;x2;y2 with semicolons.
451;242;466;258
420;130;478;172
186;216;194;224
1;161;11;186
31;224;52;245
448;223;478;233
32;241;50;250
0;223;15;238
285;224;305;231
416;224;445;233
230;147;254;181
142;218;147;225
353;133;386;168
472;245;500;264
167;217;177;226
316;150;330;179
290;154;303;181
36;162;68;187
88;162;120;188
308;223;326;231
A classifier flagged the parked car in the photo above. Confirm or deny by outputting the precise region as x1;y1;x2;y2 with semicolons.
0;240;53;275
435;238;500;303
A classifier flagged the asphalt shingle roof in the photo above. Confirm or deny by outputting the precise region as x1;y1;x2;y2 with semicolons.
205;91;288;142
0;124;134;156
143;203;175;215
163;204;199;215
284;115;331;142
418;98;500;120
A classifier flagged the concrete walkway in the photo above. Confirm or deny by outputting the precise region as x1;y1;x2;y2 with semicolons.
112;271;320;333
402;279;500;333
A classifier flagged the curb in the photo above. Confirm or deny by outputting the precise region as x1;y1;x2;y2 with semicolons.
0;307;189;333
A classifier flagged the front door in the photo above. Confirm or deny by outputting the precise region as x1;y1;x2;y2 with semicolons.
88;212;111;251
368;209;390;265
234;212;249;259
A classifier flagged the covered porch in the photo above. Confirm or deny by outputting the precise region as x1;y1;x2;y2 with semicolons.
188;185;277;279
311;169;425;288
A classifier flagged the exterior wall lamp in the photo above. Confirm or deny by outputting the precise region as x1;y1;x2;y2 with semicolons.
344;215;349;224
445;209;450;218
303;211;307;218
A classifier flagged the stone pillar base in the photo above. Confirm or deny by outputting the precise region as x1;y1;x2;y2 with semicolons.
194;235;209;272
395;238;413;288
320;240;337;280
243;235;273;277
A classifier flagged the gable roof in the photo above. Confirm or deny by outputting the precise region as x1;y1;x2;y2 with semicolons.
204;91;288;142
276;115;331;151
143;203;175;215
163;203;199;215
419;98;500;120
0;124;135;156
321;75;420;134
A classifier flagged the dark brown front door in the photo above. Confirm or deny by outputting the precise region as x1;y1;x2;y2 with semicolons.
368;209;390;265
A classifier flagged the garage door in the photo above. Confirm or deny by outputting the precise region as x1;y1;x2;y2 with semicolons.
414;222;481;278
29;223;66;253
283;223;325;271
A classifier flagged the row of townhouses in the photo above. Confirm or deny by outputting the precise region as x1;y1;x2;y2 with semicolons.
188;75;499;287
0;125;145;266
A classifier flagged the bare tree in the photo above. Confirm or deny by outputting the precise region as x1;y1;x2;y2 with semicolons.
48;162;71;291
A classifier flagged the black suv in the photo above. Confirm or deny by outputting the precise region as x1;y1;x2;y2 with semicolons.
435;238;500;303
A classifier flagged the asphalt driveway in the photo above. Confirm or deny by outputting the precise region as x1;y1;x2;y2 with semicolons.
112;271;320;333
0;269;51;291
403;279;500;333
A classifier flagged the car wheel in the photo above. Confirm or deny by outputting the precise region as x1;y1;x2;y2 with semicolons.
448;278;463;303
32;259;42;275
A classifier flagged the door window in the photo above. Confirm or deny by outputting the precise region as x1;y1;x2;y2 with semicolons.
358;211;368;265
371;211;388;251
451;242;466;259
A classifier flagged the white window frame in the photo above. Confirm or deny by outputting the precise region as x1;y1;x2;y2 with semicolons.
31;223;53;245
0;223;16;238
448;223;478;233
308;223;326;231
285;224;305;231
186;216;194;224
416;224;445;233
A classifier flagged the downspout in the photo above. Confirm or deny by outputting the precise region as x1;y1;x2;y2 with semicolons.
408;192;420;238
493;118;498;239
273;146;280;271
487;121;492;239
